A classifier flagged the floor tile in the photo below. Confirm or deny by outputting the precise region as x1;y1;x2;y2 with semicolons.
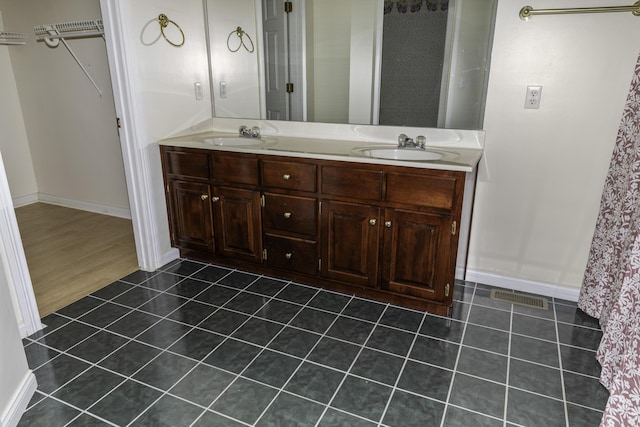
133;351;197;390
555;304;600;329
56;296;104;318
276;283;318;304
37;321;99;351
453;282;475;303
457;346;508;383
462;324;509;354
383;390;445;427
130;394;203;427
162;259;204;276
120;269;157;284
39;313;71;333
88;380;163;426
170;364;235;407
308;291;351;313
410;335;460;369
317;408;377;426
112;286;162;308
77;302;131;328
98;341;162;376
468;305;511;331
67;330;129;363
449;373;505;419
341;298;386;322
17;397;80;427
218;271;259;288
166;277;211;298
365;324;415;356
326;316;375;344
268;326;322;358
557;323;603;351
246;276;288;296
139;272;183;291
285;362;345;403
23;342;60;369
210;378;278;425
135;319;192;348
350;348;404;385
198;308;249;335
256;392;325;426
242;349;301;387
231;317;283;346
512;313;557;341
307;337;361;371
290;307;337;333
52;366;124;409
443;405;503;427
168;328;225;360
223;291;269;314
194;284;239;306
66;413;113;426
450;301;470;321
331;375;392;422
204;338;262;374
566;403;604;426
506;388;566;427
91;280;134;300
192;411;245;426
167;300;215;326
563;371;609;410
33;354;91;393
105;310;161;338
510;334;559;367
509;359;563;399
512;302;554;320
397;360;452;401
254;299;303;323
191;265;233;283
560;344;601;377
420;315;465;343
137;293;188;317
379;306;424;332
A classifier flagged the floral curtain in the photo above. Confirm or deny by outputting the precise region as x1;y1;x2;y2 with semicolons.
578;52;640;427
384;0;449;14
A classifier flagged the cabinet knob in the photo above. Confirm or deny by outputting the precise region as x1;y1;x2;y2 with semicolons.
385;221;392;228
283;212;292;219
285;252;293;259
369;219;377;226
200;194;208;200
211;196;220;202
282;174;291;180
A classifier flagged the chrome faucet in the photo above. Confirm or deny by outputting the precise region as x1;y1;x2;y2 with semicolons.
397;134;426;150
239;125;261;138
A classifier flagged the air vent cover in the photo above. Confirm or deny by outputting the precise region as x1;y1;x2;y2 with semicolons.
490;289;549;310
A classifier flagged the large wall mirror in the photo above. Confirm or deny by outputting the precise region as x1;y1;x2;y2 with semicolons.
204;0;497;129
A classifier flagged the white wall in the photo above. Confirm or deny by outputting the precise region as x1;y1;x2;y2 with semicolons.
0;13;38;204
1;0;130;214
468;0;640;290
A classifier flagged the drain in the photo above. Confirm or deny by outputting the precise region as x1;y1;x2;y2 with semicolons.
490;289;549;310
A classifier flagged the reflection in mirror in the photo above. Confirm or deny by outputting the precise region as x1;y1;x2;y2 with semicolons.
204;0;496;129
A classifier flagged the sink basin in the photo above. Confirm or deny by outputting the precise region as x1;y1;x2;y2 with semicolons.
204;137;266;146
352;147;458;162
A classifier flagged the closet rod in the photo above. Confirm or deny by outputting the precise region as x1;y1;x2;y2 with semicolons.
520;1;640;19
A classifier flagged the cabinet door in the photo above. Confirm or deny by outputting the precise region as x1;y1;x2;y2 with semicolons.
321;200;380;287
381;209;453;303
212;186;263;263
167;180;214;254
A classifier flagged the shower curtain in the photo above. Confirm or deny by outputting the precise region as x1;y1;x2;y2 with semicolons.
578;52;640;427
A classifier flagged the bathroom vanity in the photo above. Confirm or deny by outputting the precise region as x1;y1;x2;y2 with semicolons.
159;122;483;316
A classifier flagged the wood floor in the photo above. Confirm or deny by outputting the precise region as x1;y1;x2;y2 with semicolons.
15;203;139;317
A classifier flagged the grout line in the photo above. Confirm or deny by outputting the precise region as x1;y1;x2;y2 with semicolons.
553;301;571;427
503;302;513;427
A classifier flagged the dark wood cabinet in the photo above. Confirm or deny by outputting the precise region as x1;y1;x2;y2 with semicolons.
160;145;466;315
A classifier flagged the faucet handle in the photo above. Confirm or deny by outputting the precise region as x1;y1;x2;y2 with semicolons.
416;135;426;149
250;126;261;138
398;133;408;147
239;125;249;136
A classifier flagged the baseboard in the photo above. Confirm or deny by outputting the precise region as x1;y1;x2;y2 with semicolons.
1;371;36;427
11;194;38;209
464;269;581;302
160;248;180;270
37;193;131;219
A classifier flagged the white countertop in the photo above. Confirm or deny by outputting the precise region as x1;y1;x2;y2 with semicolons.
159;120;484;172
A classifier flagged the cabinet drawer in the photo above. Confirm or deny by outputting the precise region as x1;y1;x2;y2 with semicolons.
163;149;210;180
262;160;316;192
321;166;382;201
212;153;259;186
386;172;459;210
265;235;317;275
263;193;317;237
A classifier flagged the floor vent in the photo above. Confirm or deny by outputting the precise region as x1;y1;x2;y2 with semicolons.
490;289;549;310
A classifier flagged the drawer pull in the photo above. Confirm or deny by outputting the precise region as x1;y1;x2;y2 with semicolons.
200;194;208;201
211;196;220;202
285;252;293;259
283;174;291;180
385;221;392;228
369;219;377;226
283;212;292;219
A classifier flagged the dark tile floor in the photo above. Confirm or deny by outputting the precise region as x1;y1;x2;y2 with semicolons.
19;259;608;426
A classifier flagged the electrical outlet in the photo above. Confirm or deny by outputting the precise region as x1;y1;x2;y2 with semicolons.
525;85;542;109
194;82;203;100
